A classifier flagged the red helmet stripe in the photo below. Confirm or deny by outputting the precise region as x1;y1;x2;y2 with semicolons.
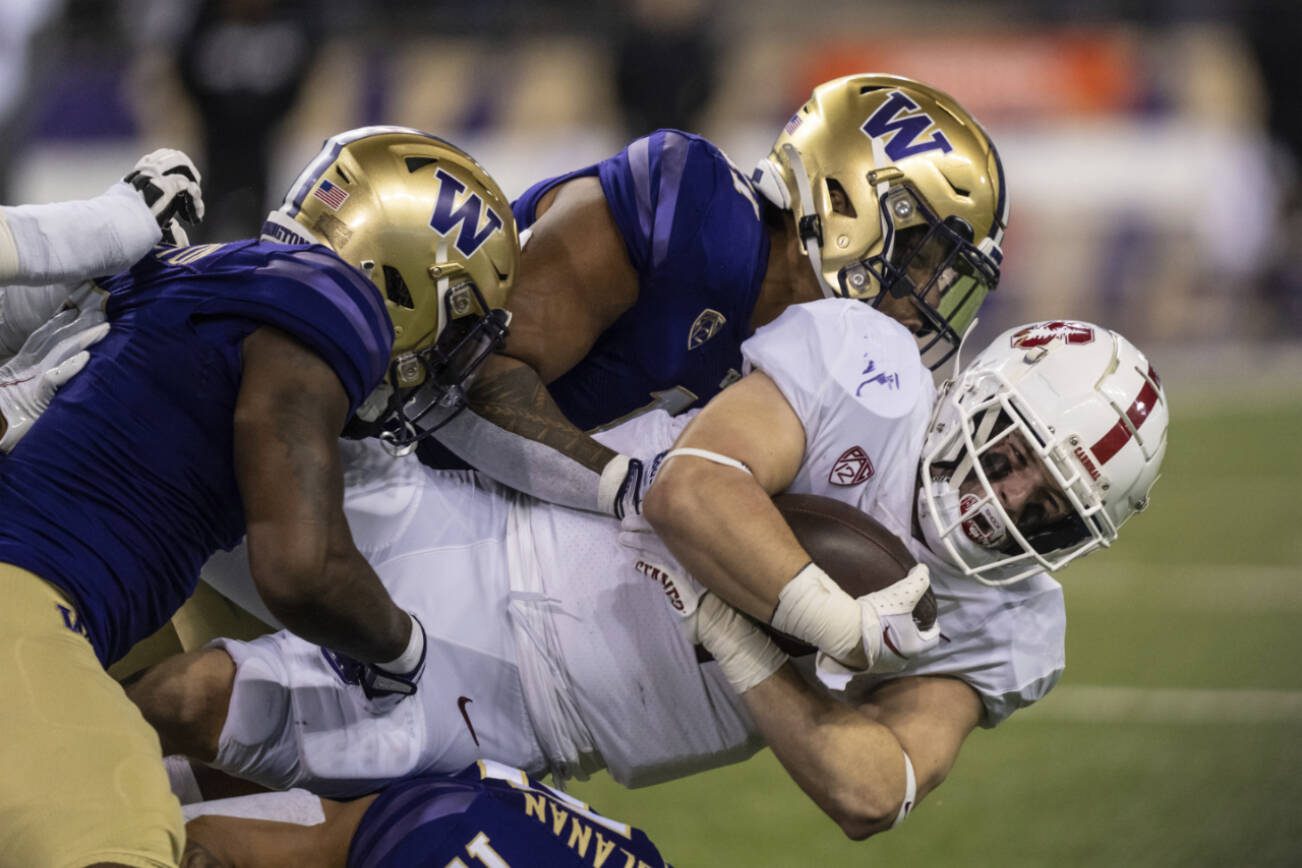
1089;365;1161;465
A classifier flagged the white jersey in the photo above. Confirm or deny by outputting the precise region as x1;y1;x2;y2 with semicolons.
209;439;760;795
206;299;1063;798
738;301;1064;726
611;299;1064;728
741;298;934;543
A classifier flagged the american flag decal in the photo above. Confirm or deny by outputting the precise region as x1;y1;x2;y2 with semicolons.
313;179;349;211
784;113;803;135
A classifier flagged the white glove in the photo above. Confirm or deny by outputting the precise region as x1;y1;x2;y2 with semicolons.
692;592;788;694
0;283;73;358
0;305;109;451
124;149;204;246
814;564;941;691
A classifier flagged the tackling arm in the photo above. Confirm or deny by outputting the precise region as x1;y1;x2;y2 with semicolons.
432;177;641;514
234;326;411;664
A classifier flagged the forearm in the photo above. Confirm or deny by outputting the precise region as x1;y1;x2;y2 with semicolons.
249;534;410;663
645;460;807;620
236;327;411;664
741;666;908;839
0;181;160;284
439;353;620;511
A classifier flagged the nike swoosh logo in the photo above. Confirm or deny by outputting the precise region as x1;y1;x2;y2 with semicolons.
882;625;905;659
457;696;480;747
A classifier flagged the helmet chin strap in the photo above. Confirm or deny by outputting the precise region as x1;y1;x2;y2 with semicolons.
950;317;980;378
776;144;839;300
260;208;325;247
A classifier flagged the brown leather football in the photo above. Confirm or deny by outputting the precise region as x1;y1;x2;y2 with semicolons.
768;493;937;657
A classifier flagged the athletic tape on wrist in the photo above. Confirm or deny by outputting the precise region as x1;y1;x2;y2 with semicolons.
771;563;866;666
698;596;787;694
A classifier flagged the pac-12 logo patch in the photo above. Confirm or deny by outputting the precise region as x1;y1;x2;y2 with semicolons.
687;309;726;350
829;446;875;486
1009;321;1096;349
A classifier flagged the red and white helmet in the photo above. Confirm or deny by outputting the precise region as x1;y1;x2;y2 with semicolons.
917;320;1168;585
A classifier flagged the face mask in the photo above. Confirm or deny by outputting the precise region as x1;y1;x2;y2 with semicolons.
917;474;1008;574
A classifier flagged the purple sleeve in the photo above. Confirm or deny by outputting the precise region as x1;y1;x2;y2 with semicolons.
195;245;393;414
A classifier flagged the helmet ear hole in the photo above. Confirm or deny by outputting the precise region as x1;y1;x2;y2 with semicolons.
404;156;437;174
382;265;415;310
825;178;857;217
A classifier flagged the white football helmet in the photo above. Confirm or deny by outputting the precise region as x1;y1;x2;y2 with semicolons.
917;320;1168;585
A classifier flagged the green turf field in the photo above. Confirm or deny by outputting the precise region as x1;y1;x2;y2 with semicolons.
569;397;1302;867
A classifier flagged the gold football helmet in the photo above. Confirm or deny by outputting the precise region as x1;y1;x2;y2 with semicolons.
270;126;518;448
752;74;1009;368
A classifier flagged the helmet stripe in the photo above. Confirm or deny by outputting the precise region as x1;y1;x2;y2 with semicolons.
1089;364;1161;465
284;126;434;217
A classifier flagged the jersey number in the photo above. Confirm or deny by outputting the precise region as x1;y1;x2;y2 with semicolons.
446;832;510;868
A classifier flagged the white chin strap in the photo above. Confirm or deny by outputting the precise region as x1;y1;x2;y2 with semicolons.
261;208;324;246
755;147;839;300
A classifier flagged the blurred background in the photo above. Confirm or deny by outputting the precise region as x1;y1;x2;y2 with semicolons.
5;0;1300;865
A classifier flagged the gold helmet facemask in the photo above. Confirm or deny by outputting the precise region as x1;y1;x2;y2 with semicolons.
268;126;518;450
753;74;1009;369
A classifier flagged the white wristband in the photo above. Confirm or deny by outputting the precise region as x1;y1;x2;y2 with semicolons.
771;563;866;668
596;453;631;515
377;611;423;674
892;750;917;828
696;594;788;694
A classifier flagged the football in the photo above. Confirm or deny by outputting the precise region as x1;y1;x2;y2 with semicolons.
767;493;937;657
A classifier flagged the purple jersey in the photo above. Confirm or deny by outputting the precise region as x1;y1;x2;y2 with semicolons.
349;762;669;868
0;240;391;664
513;129;769;430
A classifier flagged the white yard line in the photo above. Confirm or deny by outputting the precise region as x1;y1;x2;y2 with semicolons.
1065;562;1302;612
1020;685;1302;724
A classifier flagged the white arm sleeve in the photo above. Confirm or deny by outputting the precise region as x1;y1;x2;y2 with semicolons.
181;790;327;826
0;282;78;357
0;181;161;284
433;406;614;512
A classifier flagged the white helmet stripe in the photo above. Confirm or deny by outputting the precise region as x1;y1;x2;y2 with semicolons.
284;125;432;217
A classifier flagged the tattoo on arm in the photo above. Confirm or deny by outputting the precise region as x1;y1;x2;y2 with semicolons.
469;361;615;472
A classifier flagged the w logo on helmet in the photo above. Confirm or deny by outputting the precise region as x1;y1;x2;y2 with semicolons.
429;168;504;257
861;91;953;161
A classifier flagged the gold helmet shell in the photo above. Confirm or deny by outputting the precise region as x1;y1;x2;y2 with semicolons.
753;74;1009;368
275;127;518;445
